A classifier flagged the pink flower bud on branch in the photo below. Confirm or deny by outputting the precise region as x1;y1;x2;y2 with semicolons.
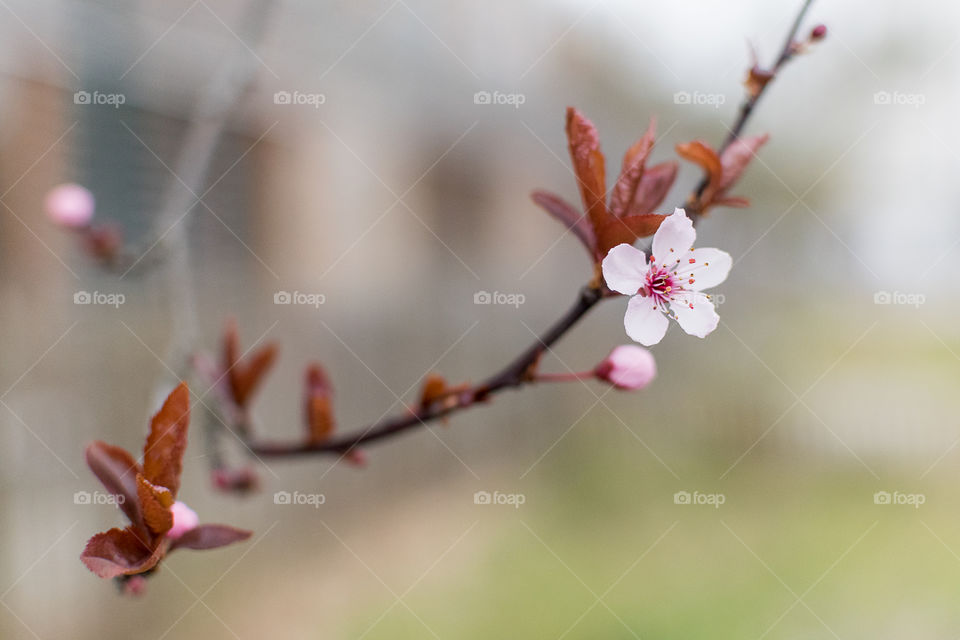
45;183;95;228
211;467;260;494
594;345;657;390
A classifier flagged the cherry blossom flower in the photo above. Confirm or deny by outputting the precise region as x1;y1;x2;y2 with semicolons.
44;183;95;228
594;345;657;390
602;208;731;346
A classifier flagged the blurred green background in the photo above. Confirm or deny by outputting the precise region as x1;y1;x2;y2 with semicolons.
0;0;957;638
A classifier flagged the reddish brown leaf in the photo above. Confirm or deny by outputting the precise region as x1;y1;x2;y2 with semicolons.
713;196;751;208
610;118;656;218
418;374;449;410
718;133;769;192
168;524;252;551
629;161;678;216
745;65;775;99
597;214;668;255
565;107;609;234
223;320;240;372
305;364;335;444
143;382;190;498
80;527;162;579
306;363;333;395
136;474;173;537
530;190;596;256
306;396;335;443
239;345;277;406
85;441;143;529
224;321;278;409
675;140;724;208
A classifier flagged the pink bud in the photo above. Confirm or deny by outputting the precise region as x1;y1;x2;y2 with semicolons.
167;501;199;540
594;345;656;390
122;575;148;597
44;183;95;228
212;467;260;494
810;24;827;41
344;449;367;467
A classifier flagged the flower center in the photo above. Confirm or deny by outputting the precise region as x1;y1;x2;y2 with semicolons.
640;265;681;307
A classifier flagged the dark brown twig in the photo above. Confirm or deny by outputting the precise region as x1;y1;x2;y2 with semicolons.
250;286;603;456
697;0;815;206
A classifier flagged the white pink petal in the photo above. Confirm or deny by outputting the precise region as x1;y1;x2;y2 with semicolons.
601;243;647;295
624;295;669;346
601;207;730;345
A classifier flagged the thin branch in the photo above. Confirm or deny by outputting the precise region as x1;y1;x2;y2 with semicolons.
250;285;603;456
700;0;815;200
242;0;817;459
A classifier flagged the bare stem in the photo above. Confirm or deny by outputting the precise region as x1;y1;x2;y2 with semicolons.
698;0;815;204
250;285;603;456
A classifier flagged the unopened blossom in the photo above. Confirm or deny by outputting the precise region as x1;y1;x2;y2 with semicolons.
167;501;200;540
602;208;731;346
45;183;95;228
211;467;260;494
121;575;148;597
595;345;657;390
